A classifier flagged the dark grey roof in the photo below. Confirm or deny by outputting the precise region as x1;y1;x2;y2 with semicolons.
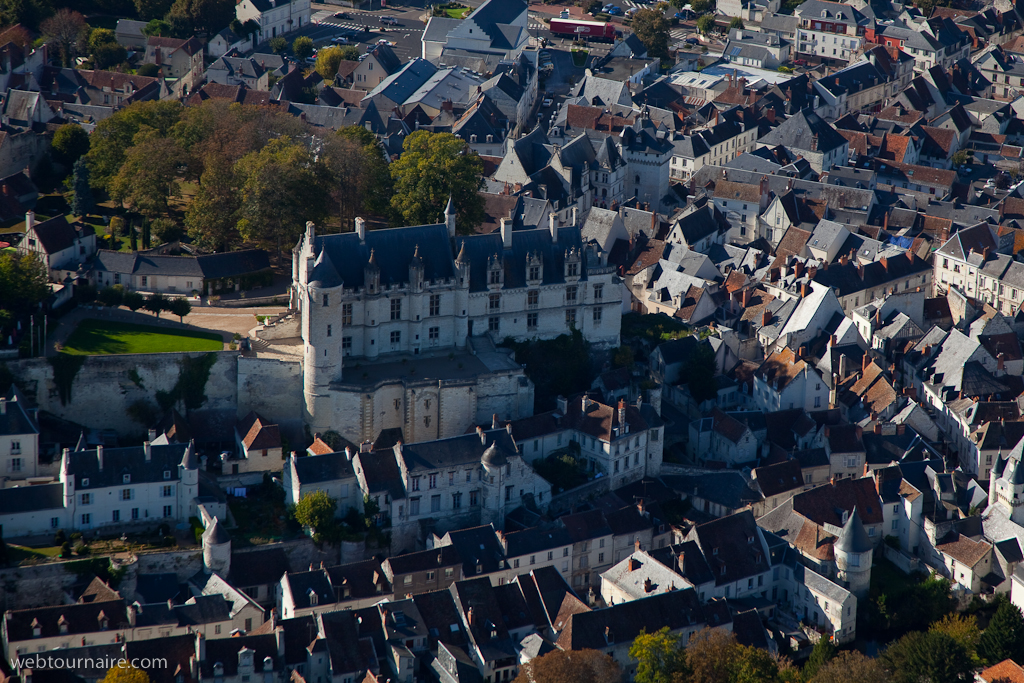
504;527;572;557
229;546;289;588
203;517;231;544
309;223;453;289
28;217;94;254
834;507;873;554
70;443;190;489
0;481;63;514
292;451;356;485
663;472;763;509
135;572;183;604
0;390;37;437
197;250;270;279
402;429;516;473
757;108;847;154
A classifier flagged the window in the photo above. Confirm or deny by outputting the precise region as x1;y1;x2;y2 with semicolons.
82;513;91;525
567;262;578;277
410;497;420;515
527;312;538;329
121;488;133;501
489;317;500;332
594;284;603;300
527;290;539;308
566;309;576;327
162;485;174;497
163;505;172;517
390;331;401;345
449;471;455;486
430;294;440;316
489;269;501;285
598;552;604;563
429;474;437;489
412;477;420;491
529;265;540;280
131;508;139;520
123;474;131;484
323;294;329;307
566;286;577;303
505;485;514;502
10;457;21;472
10;440;20;455
593;307;602;324
466;471;472;483
342;303;352;325
445;567;454;578
112;510;120;522
431;494;441;512
470;491;478;506
80;493;91;505
342;337;352;352
453;492;462;509
326;324;332;337
141;276;147;287
404;575;412;585
428;327;439;341
530;555;536;565
489;293;500;311
427;571;435;581
51;517;59;528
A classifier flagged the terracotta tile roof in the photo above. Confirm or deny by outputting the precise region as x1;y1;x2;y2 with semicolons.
626;239;665;275
839;130;869;156
724;270;747;293
863;377;898;415
565;104;635;133
921;126;955;155
878;105;924;124
850;362;884;397
936;533;992;567
739;288;775;323
792;477;884;526
757;348;809;392
238;410;281;451
674;285;706;322
714;179;761;203
710;407;749;444
981;660;1024;683
1004;36;1024;54
775;226;811;258
794;519;836;561
919;214;953;235
561;395;648;442
308;437;334;455
880;134;912;163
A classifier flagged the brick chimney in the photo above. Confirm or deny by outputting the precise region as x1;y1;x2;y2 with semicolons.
741;288;750;308
762;309;771;326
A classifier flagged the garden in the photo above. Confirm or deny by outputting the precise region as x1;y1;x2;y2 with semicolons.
61;319;223;355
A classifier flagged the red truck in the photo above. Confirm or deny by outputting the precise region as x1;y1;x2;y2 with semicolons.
549;18;617;41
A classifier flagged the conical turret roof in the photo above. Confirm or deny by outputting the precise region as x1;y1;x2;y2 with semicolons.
835;507;872;554
203;517;231;545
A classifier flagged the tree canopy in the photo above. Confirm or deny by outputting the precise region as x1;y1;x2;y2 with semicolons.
881;631;973;683
697;14;715;34
293;490;338;537
630;627;687;683
389;130;484;230
512;649;621;683
978;598;1024;665
52;124;90;167
630;9;670;61
0;252;48;336
100;664;150;683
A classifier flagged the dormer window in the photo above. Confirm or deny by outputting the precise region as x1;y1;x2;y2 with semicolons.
164;471;171;480
123;474;131;484
59;617;69;634
31;618;41;638
81;478;89;487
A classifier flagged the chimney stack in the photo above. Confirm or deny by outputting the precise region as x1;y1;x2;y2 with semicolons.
144;441;151;462
476;425;486;445
549;212;558;243
25;210;34;233
500;217;511;249
96;445;103;472
762;309;771;326
491;413;499;429
618;399;628;433
355;217;366;244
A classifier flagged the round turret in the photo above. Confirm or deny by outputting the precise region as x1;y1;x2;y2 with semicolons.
202;517;232;576
834;507;872;599
482;441;507;474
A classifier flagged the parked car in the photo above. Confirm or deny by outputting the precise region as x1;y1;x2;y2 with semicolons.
607;6;623;15
379;15;398;25
542;98;553;107
334;11;349;18
331;36;349;44
377;38;394;46
685;36;699;44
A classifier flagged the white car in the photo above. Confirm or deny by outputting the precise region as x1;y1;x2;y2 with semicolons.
542;98;553;107
331;36;349;44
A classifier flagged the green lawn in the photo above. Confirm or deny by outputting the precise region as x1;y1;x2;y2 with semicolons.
8;544;63;563
62;319;223;355
445;7;471;17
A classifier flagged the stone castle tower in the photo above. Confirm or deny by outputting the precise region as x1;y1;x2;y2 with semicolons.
202;517;232;576
834;507;872;600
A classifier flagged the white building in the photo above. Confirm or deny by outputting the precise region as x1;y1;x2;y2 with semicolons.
17;212;96;278
0;389;39;485
235;0;311;44
754;347;831;412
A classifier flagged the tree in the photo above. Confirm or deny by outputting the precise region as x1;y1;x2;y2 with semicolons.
978;597;1024;665
293;490;338;535
41;9;89;67
71;159;95;218
612;346;635;369
86;99;183;190
697;14;715;34
97;285;125;308
151;217;182;244
0;252;48;332
682;341;717;402
92;42;127;69
88;27;117;52
389;130;485;231
123;290;145;317
629;627;686;683
803;635;836;680
135;0;173;21
733;646;780;683
729;17;745;29
141;18;171;36
100;663;150;683
52;124;90;167
338;44;360;61
293;35;314;60
185;154;240;251
930;613;981;662
320;129;392;228
951;149;973;167
882;631;973;683
512;649;621;683
630;8;670;60
144;292;167;317
165;0;235;38
809;652;890;683
108;128;182;218
691;0;714;12
137;63;160;76
315;45;345;81
0;0;50;32
129;219;138;250
234;137;329;263
167;297;191;322
269;35;286;53
684;628;738;683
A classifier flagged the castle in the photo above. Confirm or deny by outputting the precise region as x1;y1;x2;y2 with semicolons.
289;203;622;442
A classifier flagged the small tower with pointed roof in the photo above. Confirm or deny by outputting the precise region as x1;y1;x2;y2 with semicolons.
834;507;873;599
445;196;456;238
991;438;1024;525
202;517;231;576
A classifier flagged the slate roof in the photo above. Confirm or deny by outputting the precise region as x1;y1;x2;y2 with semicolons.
27;216;94;255
753;459;803;498
6;600;130;640
228;546;289;589
385;545;462;576
200;635;281;677
292;451;356;485
70;443;191;489
663;472;763;509
792;477;883;527
691;511;768;586
757;108;848;154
